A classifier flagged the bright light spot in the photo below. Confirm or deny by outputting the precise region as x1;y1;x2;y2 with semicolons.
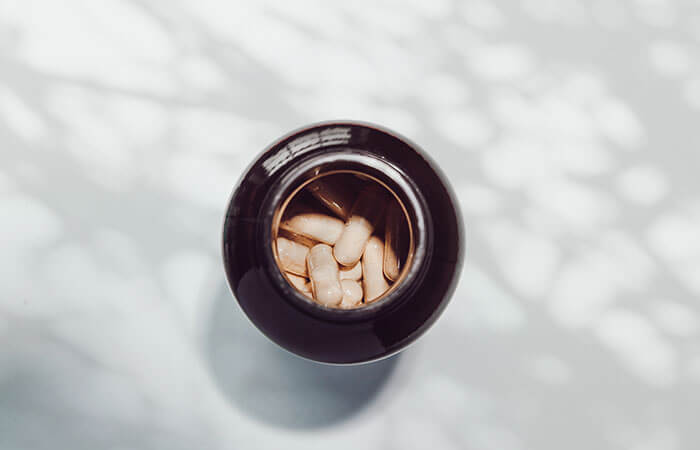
593;98;644;149
456;184;503;216
527;178;616;233
648;40;692;77
488;88;533;130
47;88;134;190
617;165;669;205
648;212;700;262
433;109;492;149
167;153;235;209
104;95;167;145
648;210;700;294
595;308;676;387
180;57;226;91
14;1;176;94
173;108;272;156
684;78;700;110
347;2;424;38
481;137;550;189
0;194;62;249
590;1;628;29
521;0;586;24
530;355;571;384
539;94;596;139
481;220;560;298
467;45;534;82
400;0;451;19
291;90;420;136
461;0;506;29
419;73;471;108
260;0;348;37
556;141;612;176
634;0;677;28
649;300;699;337
549;258;618;327
600;231;656;286
447;264;525;333
561;72;606;107
550;232;654;327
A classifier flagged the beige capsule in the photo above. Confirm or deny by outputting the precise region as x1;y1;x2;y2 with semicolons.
307;244;343;307
306;178;354;220
286;272;310;292
280;205;344;245
383;201;402;281
362;236;390;302
339;261;362;280
339;280;363;309
276;236;309;276
333;185;385;267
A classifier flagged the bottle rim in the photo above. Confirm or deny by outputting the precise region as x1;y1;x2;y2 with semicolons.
258;149;433;322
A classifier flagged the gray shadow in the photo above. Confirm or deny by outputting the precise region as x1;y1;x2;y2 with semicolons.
205;286;400;429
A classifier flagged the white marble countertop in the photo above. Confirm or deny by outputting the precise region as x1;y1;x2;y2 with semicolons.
1;1;699;449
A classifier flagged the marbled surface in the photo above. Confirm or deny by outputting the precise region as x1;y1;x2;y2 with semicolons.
1;1;700;449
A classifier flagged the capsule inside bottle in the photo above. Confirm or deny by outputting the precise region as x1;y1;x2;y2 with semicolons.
272;171;414;309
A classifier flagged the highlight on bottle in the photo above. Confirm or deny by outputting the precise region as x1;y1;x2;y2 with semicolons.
271;171;414;309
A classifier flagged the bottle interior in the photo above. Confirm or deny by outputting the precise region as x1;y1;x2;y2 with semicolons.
271;171;414;309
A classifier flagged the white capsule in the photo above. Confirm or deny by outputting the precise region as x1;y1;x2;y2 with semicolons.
362;236;390;302
280;206;344;245
276;236;309;277
306;178;354;220
333;185;385;266
286;272;310;293
383;202;402;281
339;280;363;309
307;244;343;306
339;261;362;280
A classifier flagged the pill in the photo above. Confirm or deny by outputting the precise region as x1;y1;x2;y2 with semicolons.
333;185;385;266
383;202;402;281
286;272;310;292
276;236;309;276
280;205;344;245
278;228;318;248
339;280;363;309
339;261;362;280
307;244;343;307
362;236;390;302
306;178;354;220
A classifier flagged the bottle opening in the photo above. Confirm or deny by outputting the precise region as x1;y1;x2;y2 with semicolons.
271;170;415;310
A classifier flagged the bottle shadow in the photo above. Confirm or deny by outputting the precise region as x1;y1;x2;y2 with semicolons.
205;286;400;429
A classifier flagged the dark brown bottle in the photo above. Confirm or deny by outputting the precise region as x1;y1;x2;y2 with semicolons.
222;122;464;364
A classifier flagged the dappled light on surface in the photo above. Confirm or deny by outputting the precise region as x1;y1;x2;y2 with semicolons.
1;0;700;449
